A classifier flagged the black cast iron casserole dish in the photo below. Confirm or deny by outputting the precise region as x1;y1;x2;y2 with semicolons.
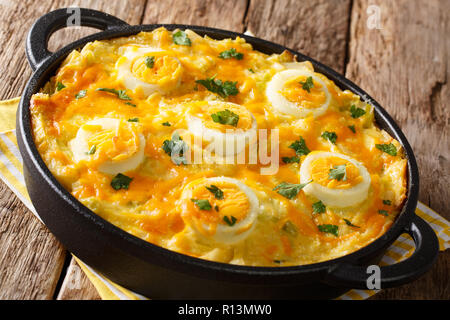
17;8;439;299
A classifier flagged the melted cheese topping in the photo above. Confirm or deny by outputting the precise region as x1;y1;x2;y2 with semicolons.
30;28;407;267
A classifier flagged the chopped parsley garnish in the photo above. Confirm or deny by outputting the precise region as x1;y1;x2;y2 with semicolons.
218;48;244;60
383;200;392;205
282;220;298;236
322;131;337;144
205;185;224;200
127;118;139;122
344;219;360;228
56;82;66;91
348;125;356;133
191;199;212;210
161;133;189;165
162;122;171;127
378;210;389;216
312;200;326;214
282;156;300;164
223;215;237;226
111;173;133;190
85;145;96;155
96;88;132;100
214;205;219;212
329;164;347;181
75;90;87;99
299;76;314;93
173;30;191;46
273;181;312;199
350;104;366;118
289;136;310;156
376;143;397;156
210;109;239;127
145;56;155;68
125;102;137;107
195;77;239;98
248;68;255;73
318;224;339;237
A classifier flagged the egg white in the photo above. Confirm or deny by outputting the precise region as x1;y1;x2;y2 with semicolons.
299;151;371;208
116;46;182;97
266;67;331;118
187;101;257;157
182;177;260;244
69;118;146;175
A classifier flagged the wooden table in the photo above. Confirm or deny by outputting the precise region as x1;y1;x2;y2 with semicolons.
0;0;448;300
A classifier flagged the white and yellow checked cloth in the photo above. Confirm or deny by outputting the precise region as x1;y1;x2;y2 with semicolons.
0;97;448;300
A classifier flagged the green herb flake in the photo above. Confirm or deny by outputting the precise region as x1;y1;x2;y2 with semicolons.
343;218;360;228
383;200;392;205
86;145;96;155
350;104;366;118
191;199;212;210
210;109;239;127
173;30;191;46
348;125;356;133
96;88;132;101
205;185;224;200
111;173;133;190
162;121;171;127
378;210;389;216
248;68;255;73
161;133;189;165
312;200;326;214
299;76;314;93
289;136;310;156
282;156;300;164
318;224;339;237
282;220;298;236
329;164;347;181
75;90;87;99
273;181;312;199
321;131;337;144
214;205;219;212
218;48;244;60
195;77;239;98
127;118;139;122
125;102;137;107
223;215;237;226
56;82;66;92
145;56;155;68
375;143;398;156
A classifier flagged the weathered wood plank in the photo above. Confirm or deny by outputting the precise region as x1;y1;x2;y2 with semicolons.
245;0;352;73
0;0;146;300
346;0;449;299
57;259;101;300
142;0;248;31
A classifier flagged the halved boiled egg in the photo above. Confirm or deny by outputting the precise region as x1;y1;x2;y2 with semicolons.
69;118;146;175
300;151;371;208
116;45;183;97
266;67;331;118
180;177;260;244
186;101;257;157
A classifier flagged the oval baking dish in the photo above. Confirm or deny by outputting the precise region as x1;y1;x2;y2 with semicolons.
17;8;438;299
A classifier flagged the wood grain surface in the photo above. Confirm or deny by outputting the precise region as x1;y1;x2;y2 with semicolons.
0;0;447;300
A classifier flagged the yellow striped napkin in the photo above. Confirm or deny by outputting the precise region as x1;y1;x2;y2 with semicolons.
1;97;448;300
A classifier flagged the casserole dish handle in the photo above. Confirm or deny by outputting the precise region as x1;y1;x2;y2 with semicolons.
26;8;129;71
325;214;439;289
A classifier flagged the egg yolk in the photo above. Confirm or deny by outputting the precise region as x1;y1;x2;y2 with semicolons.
191;102;254;133
310;156;363;189
183;180;251;235
131;54;182;90
280;75;326;108
83;121;141;165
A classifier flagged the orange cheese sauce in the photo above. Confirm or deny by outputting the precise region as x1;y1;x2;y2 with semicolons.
30;28;407;266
